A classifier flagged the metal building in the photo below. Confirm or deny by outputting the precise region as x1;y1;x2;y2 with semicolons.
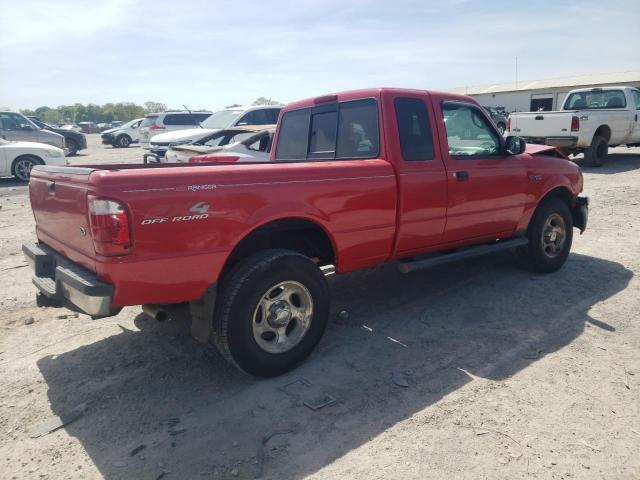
447;71;640;113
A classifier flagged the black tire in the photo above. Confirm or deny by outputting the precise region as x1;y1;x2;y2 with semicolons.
518;198;573;273
212;249;330;377
11;155;39;182
116;135;131;148
583;134;608;167
66;139;79;156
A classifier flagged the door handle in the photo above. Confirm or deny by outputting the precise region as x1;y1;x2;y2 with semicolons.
454;171;469;181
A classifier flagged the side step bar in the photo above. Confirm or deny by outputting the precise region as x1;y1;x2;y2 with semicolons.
398;238;528;273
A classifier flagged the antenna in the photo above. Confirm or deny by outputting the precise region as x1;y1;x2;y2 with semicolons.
182;104;192;114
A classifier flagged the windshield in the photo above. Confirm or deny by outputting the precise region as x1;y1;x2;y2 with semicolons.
564;90;627;110
201;110;243;129
121;118;141;129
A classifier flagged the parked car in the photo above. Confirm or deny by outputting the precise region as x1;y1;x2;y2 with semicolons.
98;123;111;132
163;125;275;163
145;105;281;159
1;111;66;151
77;122;100;134
101;118;143;148
507;86;640;166
23;88;588;377
60;124;82;133
0;138;65;181
139;111;213;150
111;121;124;128
482;106;508;134
28;116;87;156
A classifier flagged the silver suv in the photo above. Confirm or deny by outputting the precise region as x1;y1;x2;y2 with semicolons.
0;112;65;150
138;111;213;149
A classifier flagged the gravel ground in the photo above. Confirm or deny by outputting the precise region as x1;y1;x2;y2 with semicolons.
0;135;639;479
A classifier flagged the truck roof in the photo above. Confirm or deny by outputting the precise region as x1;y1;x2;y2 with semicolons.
282;87;475;111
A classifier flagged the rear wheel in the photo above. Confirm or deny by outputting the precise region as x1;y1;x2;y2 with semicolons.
583;134;608;167
212;249;330;377
12;156;39;182
518;198;573;273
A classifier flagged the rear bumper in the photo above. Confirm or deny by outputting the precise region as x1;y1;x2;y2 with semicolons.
522;136;578;148
22;242;115;317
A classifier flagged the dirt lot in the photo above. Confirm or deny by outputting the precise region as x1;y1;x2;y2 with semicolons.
1;135;639;479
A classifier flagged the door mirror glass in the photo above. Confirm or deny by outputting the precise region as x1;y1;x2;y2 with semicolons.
505;136;526;155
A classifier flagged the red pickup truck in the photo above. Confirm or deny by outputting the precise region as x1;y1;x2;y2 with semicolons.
23;88;588;376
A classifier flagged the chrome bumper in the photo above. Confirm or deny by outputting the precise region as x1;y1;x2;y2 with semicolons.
22;242;114;317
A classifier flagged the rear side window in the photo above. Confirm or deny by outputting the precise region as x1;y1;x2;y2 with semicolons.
394;98;434;161
265;108;281;124
163;114;190;126
275;98;379;161
632;89;640;110
192;113;211;124
140;115;158;128
275;108;311;160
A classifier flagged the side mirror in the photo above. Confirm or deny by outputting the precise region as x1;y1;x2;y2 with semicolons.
505;136;526;155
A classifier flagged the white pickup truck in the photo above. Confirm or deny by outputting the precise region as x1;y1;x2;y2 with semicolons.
507;86;640;166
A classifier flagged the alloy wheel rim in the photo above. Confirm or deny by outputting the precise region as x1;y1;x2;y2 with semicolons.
15;159;34;181
252;281;313;354
541;213;566;258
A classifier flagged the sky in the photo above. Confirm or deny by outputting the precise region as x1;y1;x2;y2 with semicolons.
1;0;639;111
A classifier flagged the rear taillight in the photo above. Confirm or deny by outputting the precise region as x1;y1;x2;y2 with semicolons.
506;117;511;132
571;116;580;132
88;196;132;256
149;123;165;130
189;155;240;163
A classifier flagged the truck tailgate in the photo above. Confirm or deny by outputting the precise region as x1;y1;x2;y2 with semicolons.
28;166;97;271
511;111;574;137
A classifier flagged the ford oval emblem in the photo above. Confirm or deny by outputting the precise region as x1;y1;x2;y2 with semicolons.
79;226;87;236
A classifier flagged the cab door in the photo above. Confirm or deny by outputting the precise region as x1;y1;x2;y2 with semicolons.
432;97;527;243
383;92;448;254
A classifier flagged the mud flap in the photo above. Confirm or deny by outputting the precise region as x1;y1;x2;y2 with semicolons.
571;196;589;234
189;284;217;343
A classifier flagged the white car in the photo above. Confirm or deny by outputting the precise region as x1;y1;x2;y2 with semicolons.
0;139;66;181
146;105;281;160
101;118;143;148
507;86;640;166
164;125;275;163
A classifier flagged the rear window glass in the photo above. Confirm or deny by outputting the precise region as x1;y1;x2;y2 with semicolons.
394;98;434;161
564;90;627;110
140;116;158;128
275;98;379;161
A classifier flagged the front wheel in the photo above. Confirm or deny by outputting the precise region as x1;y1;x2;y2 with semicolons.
518;198;573;273
12;156;39;182
212;249;330;377
66;139;79;156
116;135;131;148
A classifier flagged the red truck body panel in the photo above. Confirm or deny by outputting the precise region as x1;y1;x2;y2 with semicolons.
28;88;584;309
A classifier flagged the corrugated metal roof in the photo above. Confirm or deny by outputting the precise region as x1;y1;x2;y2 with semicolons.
448;71;640;95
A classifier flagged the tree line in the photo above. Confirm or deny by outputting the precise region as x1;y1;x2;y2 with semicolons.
19;97;281;126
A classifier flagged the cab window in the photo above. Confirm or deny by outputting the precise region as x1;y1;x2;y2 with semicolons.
441;103;501;158
275;98;379;161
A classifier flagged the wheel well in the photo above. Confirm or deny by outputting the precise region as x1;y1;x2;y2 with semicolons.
220;218;336;278
594;125;611;142
539;186;573;207
11;154;43;171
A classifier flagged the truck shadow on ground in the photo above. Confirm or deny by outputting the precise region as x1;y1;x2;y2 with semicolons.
0;177;28;190
576;152;640;174
37;252;632;480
